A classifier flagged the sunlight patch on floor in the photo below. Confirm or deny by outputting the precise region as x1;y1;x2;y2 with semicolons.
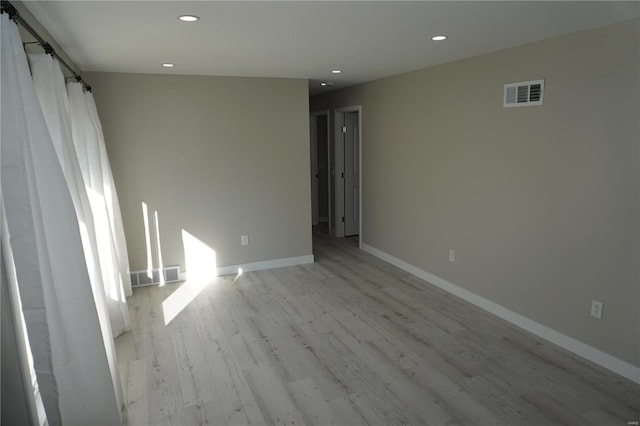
162;230;217;325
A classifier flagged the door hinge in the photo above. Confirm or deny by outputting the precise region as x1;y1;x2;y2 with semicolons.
341;172;344;178
341;216;345;223
342;126;347;133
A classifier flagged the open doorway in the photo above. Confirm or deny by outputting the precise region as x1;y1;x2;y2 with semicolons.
310;111;331;232
311;107;362;242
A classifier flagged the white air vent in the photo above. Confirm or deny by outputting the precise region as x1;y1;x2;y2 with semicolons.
130;265;182;287
504;79;544;107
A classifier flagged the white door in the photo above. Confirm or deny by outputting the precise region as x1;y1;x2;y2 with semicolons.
343;111;359;236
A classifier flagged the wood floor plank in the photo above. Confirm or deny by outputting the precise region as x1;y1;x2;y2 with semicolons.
120;359;148;426
286;377;340;426
118;227;640;425
327;395;372;426
243;366;308;426
195;303;267;425
368;337;503;425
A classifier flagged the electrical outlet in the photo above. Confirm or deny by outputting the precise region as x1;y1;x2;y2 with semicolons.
241;235;249;246
449;249;455;262
590;300;603;319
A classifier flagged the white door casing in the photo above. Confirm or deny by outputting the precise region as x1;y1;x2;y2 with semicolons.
343;111;359;237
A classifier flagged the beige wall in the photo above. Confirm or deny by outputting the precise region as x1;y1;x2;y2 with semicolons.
87;72;312;272
311;19;640;366
14;1;80;74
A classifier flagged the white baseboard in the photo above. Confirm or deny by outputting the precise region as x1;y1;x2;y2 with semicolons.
360;242;640;384
179;254;314;281
217;254;314;276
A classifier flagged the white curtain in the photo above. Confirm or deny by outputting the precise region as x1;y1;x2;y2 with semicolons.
31;53;130;336
86;88;133;300
1;14;122;426
68;82;133;311
29;53;125;418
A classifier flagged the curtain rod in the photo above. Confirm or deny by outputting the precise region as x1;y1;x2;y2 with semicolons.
1;0;92;92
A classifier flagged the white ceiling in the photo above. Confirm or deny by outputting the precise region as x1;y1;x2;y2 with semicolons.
23;1;640;95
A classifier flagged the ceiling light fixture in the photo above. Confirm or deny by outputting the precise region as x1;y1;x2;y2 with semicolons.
178;15;200;22
162;63;175;68
431;35;447;41
331;70;342;74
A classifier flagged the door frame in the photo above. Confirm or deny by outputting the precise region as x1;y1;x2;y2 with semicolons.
334;106;362;243
310;110;331;230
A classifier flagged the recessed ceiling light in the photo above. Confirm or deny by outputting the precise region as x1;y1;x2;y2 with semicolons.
162;63;175;68
331;70;342;74
320;81;334;87
178;15;199;22
320;82;328;86
431;35;447;41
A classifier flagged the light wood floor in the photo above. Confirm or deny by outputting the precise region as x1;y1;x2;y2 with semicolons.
117;227;640;426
